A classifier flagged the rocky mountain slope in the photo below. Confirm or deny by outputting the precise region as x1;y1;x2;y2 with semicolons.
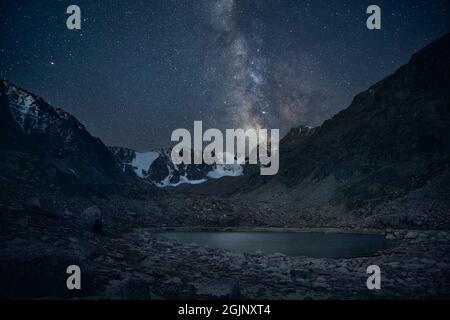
0;80;126;185
238;33;450;228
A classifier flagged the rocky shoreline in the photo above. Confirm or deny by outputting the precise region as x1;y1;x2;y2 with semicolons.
1;201;449;299
103;228;450;299
145;226;387;234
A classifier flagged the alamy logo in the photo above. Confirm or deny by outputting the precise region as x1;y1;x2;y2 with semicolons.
66;265;81;290
66;5;81;30
366;5;381;30
171;121;279;175
366;265;381;290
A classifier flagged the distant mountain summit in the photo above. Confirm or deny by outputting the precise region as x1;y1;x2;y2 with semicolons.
0;80;126;185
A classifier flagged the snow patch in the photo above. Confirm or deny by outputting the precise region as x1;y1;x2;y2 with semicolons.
207;164;243;179
207;151;244;179
158;175;208;187
155;165;208;187
6;84;40;129
131;151;159;178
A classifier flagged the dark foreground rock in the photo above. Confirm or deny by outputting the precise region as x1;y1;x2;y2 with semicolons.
0;239;96;299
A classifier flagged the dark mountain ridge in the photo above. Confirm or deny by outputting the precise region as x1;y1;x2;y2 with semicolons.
0;80;127;185
237;33;450;226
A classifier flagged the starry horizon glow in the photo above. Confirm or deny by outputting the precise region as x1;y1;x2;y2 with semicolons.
1;0;449;150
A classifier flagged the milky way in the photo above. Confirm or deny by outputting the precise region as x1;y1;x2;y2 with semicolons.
204;0;268;130
204;0;332;133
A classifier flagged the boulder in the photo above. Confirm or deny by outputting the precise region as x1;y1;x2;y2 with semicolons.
385;233;396;240
405;231;418;239
81;206;103;233
197;278;240;299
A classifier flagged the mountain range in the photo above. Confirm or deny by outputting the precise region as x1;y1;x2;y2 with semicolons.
109;146;243;187
1;33;450;228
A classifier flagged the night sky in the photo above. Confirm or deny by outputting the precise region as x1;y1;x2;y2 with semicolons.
1;0;449;150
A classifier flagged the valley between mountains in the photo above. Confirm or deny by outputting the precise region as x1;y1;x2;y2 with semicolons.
1;34;450;299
